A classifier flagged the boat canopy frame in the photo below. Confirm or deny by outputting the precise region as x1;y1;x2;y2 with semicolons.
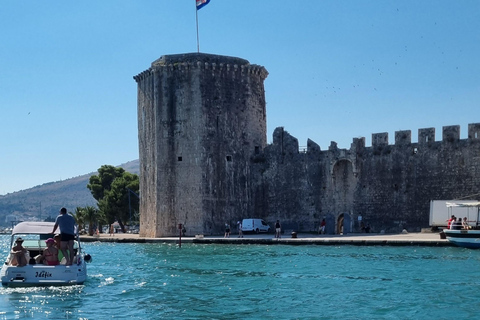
446;202;480;229
9;221;82;254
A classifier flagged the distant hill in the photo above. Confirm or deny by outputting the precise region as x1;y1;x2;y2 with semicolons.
0;160;140;226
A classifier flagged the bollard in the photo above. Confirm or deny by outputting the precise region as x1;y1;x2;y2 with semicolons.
178;223;183;248
291;232;297;238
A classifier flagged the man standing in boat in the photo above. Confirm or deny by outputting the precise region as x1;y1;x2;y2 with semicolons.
52;207;76;266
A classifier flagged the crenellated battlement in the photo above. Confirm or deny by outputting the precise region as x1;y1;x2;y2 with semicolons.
418;127;435;144
372;132;389;147
294;123;480;151
369;123;479;147
133;52;268;83
468;123;480;140
133;69;152;82
294;123;480;154
442;125;460;143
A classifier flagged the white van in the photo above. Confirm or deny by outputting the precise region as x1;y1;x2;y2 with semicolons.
241;219;271;233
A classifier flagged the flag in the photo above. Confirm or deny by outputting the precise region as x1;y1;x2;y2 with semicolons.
196;0;210;10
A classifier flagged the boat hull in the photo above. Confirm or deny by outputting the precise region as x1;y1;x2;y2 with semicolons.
2;221;90;287
1;263;87;287
444;230;480;249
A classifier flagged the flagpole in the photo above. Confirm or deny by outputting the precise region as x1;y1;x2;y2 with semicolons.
195;1;200;53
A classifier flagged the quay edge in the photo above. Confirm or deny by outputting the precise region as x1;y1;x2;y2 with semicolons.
80;233;454;247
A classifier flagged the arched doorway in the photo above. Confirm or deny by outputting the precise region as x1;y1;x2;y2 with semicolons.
337;213;351;235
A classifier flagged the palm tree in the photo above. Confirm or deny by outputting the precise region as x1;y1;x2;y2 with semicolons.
73;206;103;236
83;206;101;236
74;207;86;232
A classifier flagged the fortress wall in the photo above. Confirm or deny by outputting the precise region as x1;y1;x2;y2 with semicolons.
355;140;424;232
257;128;321;231
257;123;480;233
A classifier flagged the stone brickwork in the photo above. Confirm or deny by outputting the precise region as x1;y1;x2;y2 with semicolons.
254;125;480;234
134;53;268;237
135;53;480;236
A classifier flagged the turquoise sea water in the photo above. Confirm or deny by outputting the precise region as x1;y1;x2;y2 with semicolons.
1;234;480;320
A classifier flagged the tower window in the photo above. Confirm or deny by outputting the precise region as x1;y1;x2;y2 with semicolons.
178;156;183;161
226;155;232;162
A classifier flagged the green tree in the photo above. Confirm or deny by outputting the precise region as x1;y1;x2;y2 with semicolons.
83;206;103;236
87;165;125;200
73;206;105;236
87;165;139;232
74;207;86;232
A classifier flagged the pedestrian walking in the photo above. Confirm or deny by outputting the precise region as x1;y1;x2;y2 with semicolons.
275;220;281;238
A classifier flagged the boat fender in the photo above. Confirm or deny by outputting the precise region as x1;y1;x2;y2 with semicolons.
84;254;92;263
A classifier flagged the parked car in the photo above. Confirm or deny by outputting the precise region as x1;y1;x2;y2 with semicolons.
241;219;271;233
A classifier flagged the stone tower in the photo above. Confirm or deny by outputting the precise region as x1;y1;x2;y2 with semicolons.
134;53;268;237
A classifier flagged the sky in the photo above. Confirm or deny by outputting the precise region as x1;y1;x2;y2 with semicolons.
1;1;479;195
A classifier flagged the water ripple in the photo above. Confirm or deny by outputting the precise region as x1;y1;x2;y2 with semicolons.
1;236;480;319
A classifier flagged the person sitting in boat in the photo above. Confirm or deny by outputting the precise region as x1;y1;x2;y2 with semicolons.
451;217;462;230
462;217;472;230
43;238;59;266
447;215;456;229
10;237;28;267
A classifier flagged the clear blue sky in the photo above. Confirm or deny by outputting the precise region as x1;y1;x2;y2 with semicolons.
1;1;479;195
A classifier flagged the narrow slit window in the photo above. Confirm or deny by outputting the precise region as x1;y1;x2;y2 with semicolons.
226;155;232;162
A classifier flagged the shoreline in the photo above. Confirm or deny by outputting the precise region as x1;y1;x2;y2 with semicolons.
79;231;453;247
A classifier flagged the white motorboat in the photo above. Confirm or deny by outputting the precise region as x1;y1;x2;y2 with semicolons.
443;202;480;249
1;221;91;287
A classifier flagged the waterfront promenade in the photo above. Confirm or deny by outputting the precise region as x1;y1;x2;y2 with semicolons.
80;231;452;247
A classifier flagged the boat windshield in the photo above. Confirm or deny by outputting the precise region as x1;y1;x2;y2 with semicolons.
9;235;79;250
